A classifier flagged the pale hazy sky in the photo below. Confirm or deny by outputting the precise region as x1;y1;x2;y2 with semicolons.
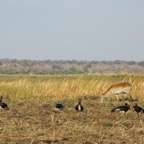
0;1;144;61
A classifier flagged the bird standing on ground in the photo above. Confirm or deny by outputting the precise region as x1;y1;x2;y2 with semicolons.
55;103;64;110
111;103;130;113
133;103;144;115
0;96;9;110
75;98;84;112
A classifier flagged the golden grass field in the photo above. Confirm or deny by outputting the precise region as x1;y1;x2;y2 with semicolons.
0;73;144;144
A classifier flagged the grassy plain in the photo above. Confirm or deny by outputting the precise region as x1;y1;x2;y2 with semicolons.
0;73;144;144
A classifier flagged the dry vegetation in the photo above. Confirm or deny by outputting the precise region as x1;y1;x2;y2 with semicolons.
0;74;144;144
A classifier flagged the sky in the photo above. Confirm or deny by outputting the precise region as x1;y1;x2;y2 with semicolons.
0;1;144;61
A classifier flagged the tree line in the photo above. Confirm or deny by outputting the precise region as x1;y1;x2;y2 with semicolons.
0;59;144;74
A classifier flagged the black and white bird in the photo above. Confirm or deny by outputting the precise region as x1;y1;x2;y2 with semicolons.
0;96;9;110
133;103;144;115
111;103;130;113
55;103;64;110
75;98;84;112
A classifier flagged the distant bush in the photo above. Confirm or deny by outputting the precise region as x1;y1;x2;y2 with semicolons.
138;61;144;67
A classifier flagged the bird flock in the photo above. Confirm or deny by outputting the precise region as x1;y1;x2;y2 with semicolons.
55;97;144;116
55;98;84;112
111;103;144;115
1;95;144;116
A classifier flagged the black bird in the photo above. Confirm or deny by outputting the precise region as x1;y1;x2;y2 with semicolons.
75;98;84;112
55;103;64;110
0;96;9;110
111;103;130;113
133;103;144;115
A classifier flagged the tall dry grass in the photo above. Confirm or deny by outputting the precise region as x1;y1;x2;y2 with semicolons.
0;73;144;100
